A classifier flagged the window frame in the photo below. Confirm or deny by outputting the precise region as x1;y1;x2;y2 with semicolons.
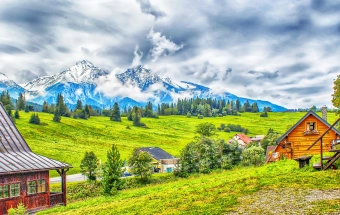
306;122;316;131
9;183;20;197
0;184;9;199
37;179;46;193
27;181;37;195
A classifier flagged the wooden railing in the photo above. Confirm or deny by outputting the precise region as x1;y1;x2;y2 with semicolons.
50;192;64;206
307;117;340;170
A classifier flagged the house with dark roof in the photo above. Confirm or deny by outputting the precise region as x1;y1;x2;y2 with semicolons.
139;147;178;173
0;104;72;214
267;110;340;162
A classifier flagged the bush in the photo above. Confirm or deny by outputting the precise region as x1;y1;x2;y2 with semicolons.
186;112;191;118
242;146;265;166
197;115;204;119
260;112;268;117
29;113;40;125
224;127;231;132
8;203;27;215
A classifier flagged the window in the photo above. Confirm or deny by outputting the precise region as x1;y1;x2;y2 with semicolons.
10;183;20;197
27;181;37;194
37;180;46;193
0;185;9;199
307;122;316;131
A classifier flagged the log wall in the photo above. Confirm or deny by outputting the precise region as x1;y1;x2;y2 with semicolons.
276;115;338;159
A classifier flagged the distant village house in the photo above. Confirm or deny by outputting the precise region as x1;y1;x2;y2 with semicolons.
139;147;179;173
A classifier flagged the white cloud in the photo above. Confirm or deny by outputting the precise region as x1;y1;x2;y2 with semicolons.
147;29;184;62
131;45;143;67
95;67;162;102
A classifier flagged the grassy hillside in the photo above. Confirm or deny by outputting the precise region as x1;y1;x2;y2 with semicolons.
15;111;339;176
38;160;340;215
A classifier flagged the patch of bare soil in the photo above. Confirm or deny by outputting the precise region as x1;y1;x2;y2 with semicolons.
229;188;340;215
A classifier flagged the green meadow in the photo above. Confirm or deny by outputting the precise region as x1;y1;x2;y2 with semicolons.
15;111;339;176
38;160;340;215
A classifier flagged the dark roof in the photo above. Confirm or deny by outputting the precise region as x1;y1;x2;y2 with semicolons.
276;110;340;144
0;104;71;175
139;147;175;160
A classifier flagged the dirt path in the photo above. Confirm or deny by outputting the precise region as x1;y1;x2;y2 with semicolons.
229;188;340;214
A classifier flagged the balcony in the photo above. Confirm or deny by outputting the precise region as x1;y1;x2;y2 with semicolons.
302;130;319;135
50;192;64;206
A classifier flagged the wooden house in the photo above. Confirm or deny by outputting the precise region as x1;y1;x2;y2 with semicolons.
0;104;71;214
267;110;340;164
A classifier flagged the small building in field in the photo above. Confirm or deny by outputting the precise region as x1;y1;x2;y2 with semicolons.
233;134;252;148
139;147;179;173
0;104;72;214
267;110;340;162
250;135;265;143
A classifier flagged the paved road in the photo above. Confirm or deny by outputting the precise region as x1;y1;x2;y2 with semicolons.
50;173;86;184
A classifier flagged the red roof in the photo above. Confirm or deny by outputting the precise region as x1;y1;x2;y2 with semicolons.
236;134;252;144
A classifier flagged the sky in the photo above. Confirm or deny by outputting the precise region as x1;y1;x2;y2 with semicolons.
0;0;339;109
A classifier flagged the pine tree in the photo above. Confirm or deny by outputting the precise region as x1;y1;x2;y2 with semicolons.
16;93;26;110
85;105;91;118
53;107;61;122
133;109;142;126
80;151;98;181
76;99;83;110
102;144;124;195
14;110;20;119
25;105;29;113
42;101;49;113
110;102;121;122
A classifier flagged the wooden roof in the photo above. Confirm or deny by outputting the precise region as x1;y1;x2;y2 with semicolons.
276;110;340;144
0;104;71;175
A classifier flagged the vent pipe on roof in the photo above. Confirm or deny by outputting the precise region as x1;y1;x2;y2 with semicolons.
322;105;327;122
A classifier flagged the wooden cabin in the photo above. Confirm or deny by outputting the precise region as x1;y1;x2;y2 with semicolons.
0;104;71;214
267;110;340;162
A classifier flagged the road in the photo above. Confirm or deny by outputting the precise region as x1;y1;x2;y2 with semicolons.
50;173;86;184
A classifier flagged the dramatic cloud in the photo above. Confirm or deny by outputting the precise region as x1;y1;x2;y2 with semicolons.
147;29;184;62
131;45;143;67
136;0;166;19
0;0;339;108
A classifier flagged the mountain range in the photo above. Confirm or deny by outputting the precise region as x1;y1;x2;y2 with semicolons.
0;60;287;111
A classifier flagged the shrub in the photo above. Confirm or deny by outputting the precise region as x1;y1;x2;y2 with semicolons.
186;112;191;118
8;203;27;215
260;112;268;117
242;146;265;166
29;113;40;125
224;127;231;132
197;115;204;119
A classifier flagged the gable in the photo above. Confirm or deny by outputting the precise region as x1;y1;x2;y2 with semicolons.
276;111;340;144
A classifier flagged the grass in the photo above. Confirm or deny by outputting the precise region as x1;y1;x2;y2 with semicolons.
15;111;339;176
37;160;340;215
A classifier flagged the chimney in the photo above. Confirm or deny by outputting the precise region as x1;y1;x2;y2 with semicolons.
322;105;327;122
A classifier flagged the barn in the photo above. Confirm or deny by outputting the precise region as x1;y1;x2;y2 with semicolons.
0;104;71;214
267;109;340;169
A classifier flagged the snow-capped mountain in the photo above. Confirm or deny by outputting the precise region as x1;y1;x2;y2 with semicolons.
0;73;25;98
0;60;286;111
24;60;108;91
